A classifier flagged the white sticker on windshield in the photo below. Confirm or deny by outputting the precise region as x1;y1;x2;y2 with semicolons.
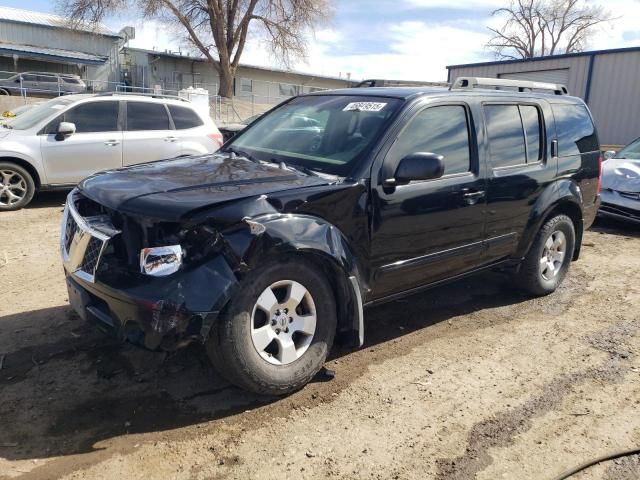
51;105;65;109
343;102;387;112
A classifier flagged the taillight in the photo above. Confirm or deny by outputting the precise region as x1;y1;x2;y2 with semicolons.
207;132;223;147
596;154;603;194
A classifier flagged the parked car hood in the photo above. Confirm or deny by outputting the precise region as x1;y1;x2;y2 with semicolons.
602;158;640;193
78;154;331;220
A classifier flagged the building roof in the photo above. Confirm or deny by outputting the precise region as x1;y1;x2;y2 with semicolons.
447;46;640;70
0;6;119;37
124;47;351;83
0;42;109;64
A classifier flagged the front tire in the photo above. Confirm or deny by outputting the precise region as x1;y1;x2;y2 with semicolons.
207;258;337;395
516;214;576;295
0;162;35;211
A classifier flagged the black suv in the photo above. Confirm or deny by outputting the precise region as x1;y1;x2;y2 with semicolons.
60;77;601;394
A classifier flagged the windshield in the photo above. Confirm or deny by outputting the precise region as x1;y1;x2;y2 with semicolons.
616;138;640;160
8;97;75;130
228;95;403;176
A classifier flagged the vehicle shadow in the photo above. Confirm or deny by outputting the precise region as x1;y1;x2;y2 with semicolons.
0;271;534;462
26;190;69;210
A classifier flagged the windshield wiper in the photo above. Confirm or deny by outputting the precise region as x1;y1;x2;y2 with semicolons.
266;158;320;177
223;146;258;163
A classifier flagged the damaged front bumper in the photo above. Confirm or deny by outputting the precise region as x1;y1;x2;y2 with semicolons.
60;191;240;350
599;189;640;224
64;253;238;350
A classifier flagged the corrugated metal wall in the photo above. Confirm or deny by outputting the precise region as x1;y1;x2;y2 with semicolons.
0;21;116;56
448;52;640;146
0;21;121;84
587;52;640;146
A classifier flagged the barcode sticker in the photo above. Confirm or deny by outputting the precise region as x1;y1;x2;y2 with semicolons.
343;102;387;112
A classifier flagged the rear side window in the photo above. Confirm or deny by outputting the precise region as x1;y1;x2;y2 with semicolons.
388;105;472;176
552;104;598;156
44;101;119;134
168;105;204;129
126;102;171;131
484;104;543;168
520;106;542;162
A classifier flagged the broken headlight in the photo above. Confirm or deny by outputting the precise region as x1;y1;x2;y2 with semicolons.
140;245;183;277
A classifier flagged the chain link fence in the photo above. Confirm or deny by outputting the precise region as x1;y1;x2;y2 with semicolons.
0;69;332;124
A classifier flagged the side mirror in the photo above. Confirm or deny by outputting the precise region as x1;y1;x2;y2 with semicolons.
387;152;445;186
603;150;616;160
56;122;76;139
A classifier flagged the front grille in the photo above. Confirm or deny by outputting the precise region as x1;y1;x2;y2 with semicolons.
61;191;119;282
81;237;104;274
64;214;79;252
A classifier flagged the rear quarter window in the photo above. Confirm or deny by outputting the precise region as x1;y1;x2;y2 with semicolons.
168;105;204;129
552;104;598;156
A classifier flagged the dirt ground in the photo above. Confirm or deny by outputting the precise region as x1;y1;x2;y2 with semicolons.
1;192;639;480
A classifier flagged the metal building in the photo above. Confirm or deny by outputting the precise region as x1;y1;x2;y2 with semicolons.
447;47;640;147
0;6;127;85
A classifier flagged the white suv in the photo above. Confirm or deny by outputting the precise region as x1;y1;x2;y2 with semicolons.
0;93;223;210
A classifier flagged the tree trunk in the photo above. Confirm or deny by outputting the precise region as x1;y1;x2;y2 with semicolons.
218;65;235;98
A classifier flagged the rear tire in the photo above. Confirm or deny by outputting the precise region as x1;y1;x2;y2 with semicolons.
0;162;35;211
516;214;575;295
207;258;337;395
0;88;10;96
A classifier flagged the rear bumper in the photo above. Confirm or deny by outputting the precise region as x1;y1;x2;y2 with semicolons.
64;254;240;350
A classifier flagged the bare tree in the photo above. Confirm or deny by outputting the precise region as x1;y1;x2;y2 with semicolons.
61;0;332;97
487;0;611;60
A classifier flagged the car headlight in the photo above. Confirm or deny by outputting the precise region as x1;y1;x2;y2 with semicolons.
140;245;183;276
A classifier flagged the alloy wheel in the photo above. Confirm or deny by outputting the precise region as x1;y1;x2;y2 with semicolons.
0;169;28;207
250;280;317;366
539;230;566;281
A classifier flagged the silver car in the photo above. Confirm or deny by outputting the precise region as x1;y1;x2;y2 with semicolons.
0;72;87;97
0;93;223;210
599;138;640;224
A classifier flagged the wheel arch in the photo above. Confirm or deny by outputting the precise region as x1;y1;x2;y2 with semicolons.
222;214;367;346
0;156;41;189
517;181;584;262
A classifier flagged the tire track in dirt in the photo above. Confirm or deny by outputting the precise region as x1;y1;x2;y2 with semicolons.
434;320;640;480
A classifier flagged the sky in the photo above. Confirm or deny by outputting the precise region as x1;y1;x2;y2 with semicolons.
6;0;640;81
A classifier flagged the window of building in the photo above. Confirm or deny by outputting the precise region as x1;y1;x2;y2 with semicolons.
126;101;171;131
168;105;204;129
239;77;253;93
387;105;472;176
484;104;543;167
552;104;598;156
278;83;299;97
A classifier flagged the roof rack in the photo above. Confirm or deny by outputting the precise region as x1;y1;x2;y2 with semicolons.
93;92;191;102
450;76;569;95
354;79;448;88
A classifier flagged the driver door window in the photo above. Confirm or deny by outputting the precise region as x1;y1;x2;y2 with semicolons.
387;105;472;177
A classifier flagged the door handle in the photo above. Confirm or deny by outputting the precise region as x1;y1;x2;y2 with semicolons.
461;189;486;205
104;140;120;146
164;136;178;142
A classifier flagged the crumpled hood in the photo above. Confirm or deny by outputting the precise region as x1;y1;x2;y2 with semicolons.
601;158;640;193
79;154;330;220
